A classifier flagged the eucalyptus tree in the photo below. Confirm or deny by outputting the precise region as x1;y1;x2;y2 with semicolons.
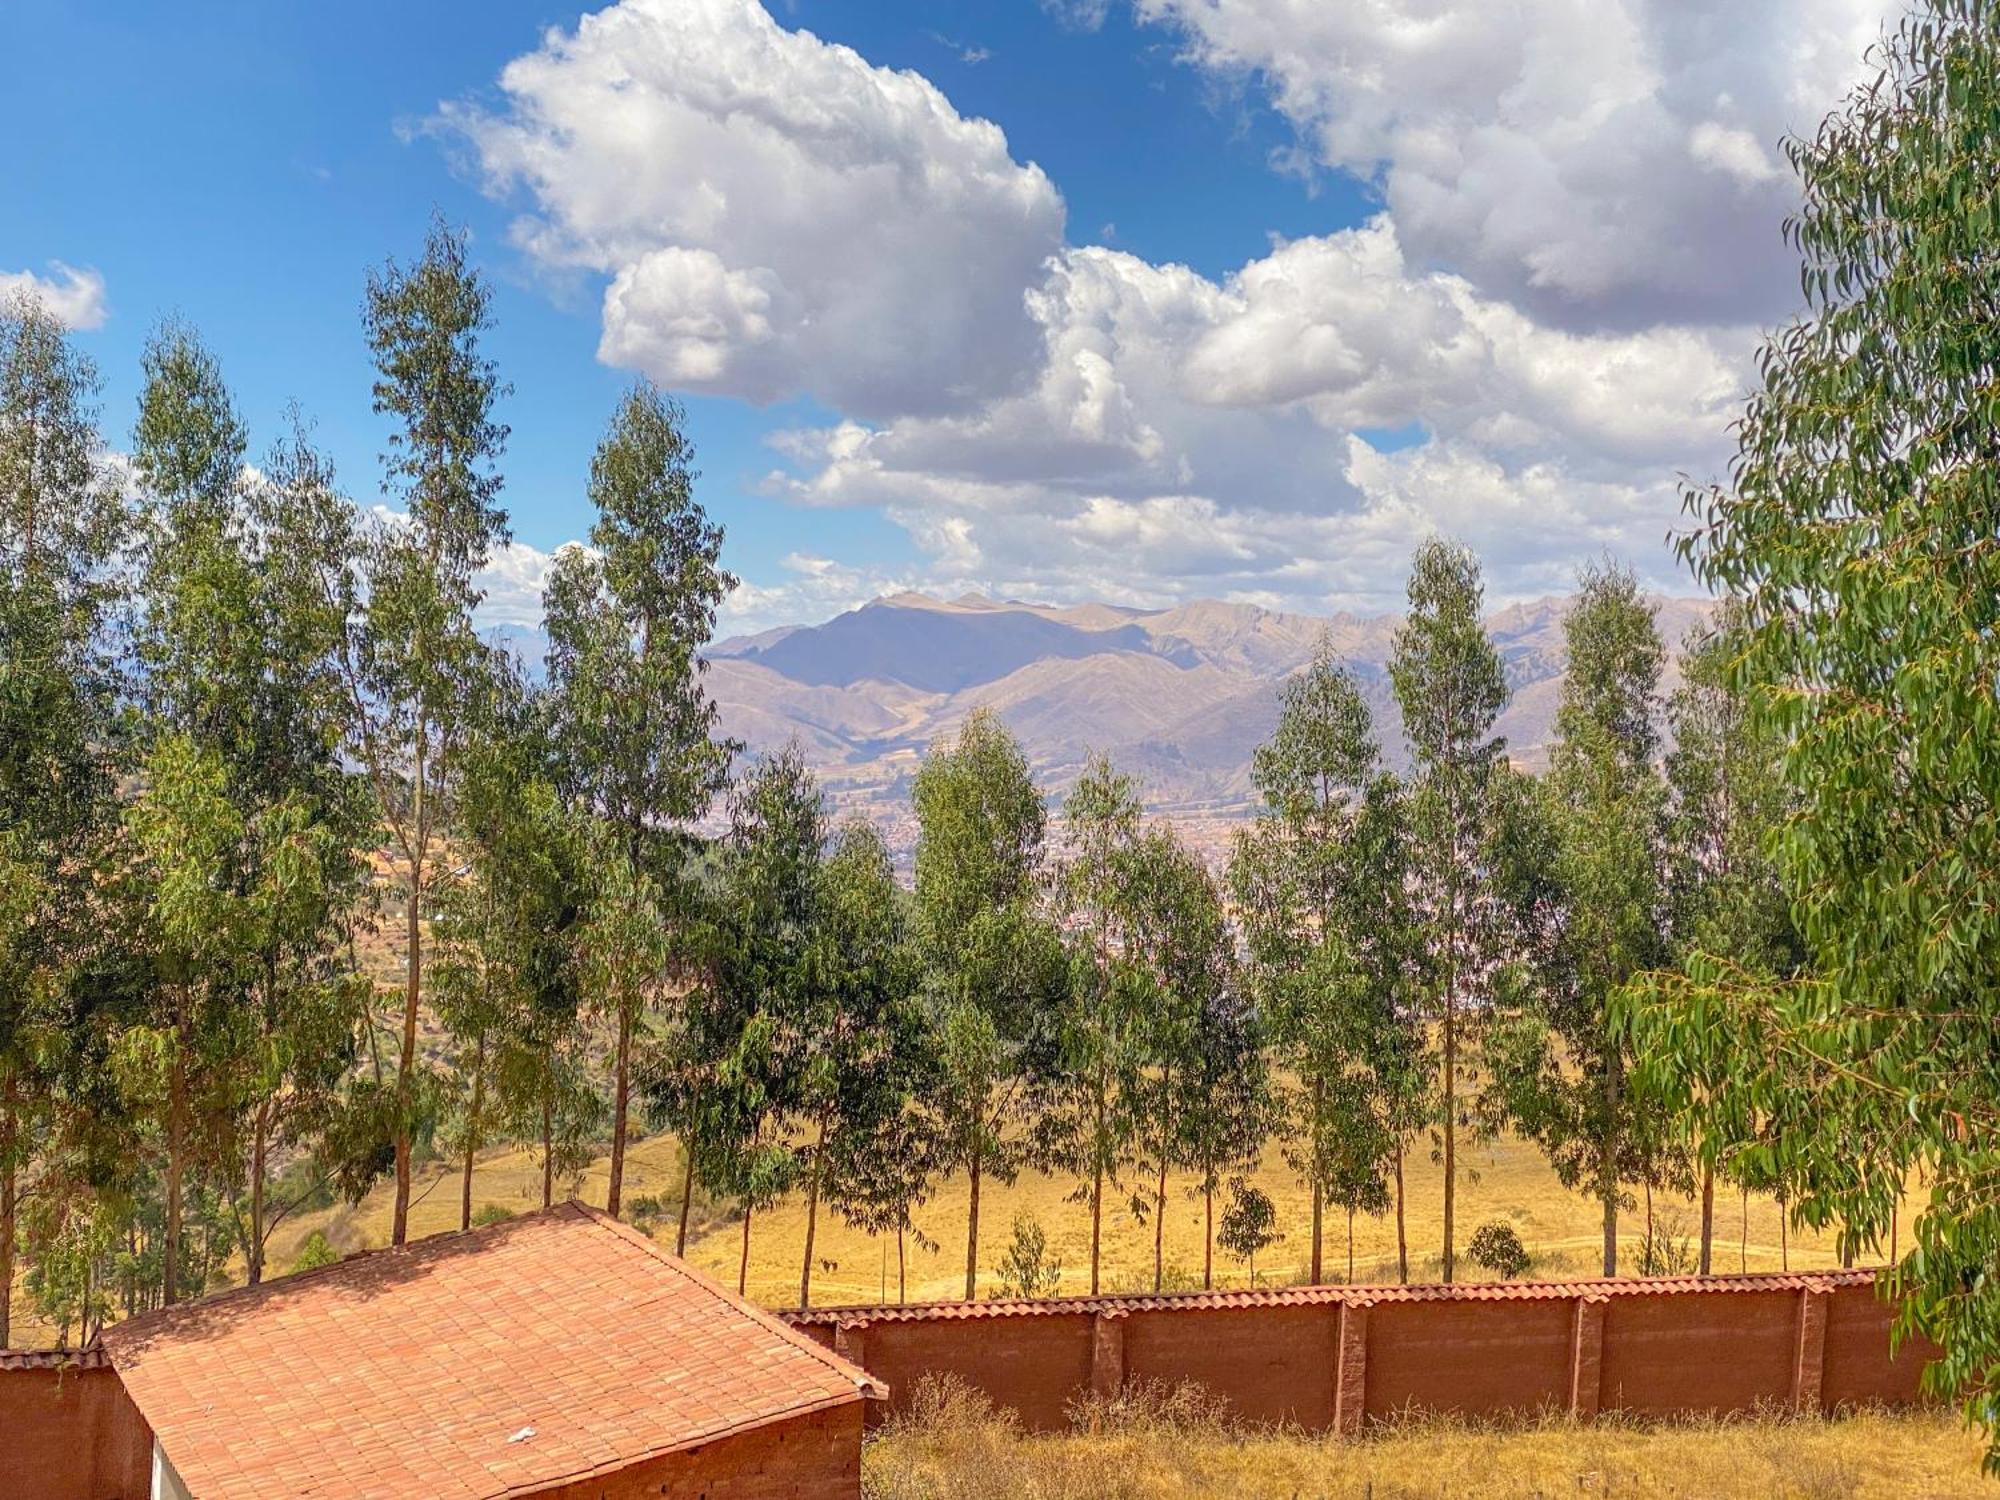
1658;611;1802;1273
0;292;125;1343
543;382;734;1219
1616;1;2000;1457
434;678;584;1232
1175;980;1270;1290
129;328;373;1287
1486;564;1669;1277
789;821;924;1307
1119;824;1235;1293
702;746;824;1294
1230;638;1397;1284
337;220;510;1246
1388;538;1509;1283
910;709;1065;1299
1040;753;1151;1296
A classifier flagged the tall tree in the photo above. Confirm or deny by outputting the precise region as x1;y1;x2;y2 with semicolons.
910;709;1064;1299
0;292;124;1343
1119;825;1236;1293
1040;754;1149;1296
1487;564;1670;1277
1174;977;1270;1291
544;382;734;1219
788;821;923;1307
1388;538;1508;1283
340;220;510;1246
1232;639;1390;1284
704;747;823;1294
1616;0;2000;1460
1659;610;1801;1274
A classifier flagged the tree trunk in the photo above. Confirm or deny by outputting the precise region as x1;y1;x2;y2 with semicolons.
800;1120;827;1308
675;1144;696;1256
1442;989;1457;1285
1347;1206;1355;1283
1601;1070;1621;1278
248;1103;269;1286
1393;1147;1409;1284
165;1009;189;1306
541;1096;554;1210
1740;1186;1748;1273
1089;1159;1103;1296
964;1153;981;1301
1698;1162;1714;1277
1780;1205;1788;1271
1152;1154;1168;1293
1310;1077;1324;1284
608;1001;634;1219
1203;1179;1214;1290
0;1082;16;1349
897;1224;906;1305
738;1202;753;1296
461;1034;486;1233
392;825;425;1248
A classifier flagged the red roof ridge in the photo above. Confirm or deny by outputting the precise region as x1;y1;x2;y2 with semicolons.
569;1201;888;1400
781;1265;1889;1325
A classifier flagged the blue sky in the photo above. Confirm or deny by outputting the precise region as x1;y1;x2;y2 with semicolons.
4;1;1890;633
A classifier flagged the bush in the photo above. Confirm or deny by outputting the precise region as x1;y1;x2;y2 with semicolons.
290;1231;338;1274
1638;1208;1696;1276
991;1212;1063;1299
471;1203;515;1228
1468;1221;1530;1279
627;1194;664;1225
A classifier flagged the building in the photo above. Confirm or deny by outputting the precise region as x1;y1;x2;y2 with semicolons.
5;1201;882;1500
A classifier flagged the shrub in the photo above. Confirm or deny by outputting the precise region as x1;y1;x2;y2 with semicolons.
627;1194;664;1225
471;1203;515;1228
1638;1208;1695;1276
991;1212;1063;1299
1217;1180;1280;1285
290;1231;338;1274
1468;1221;1530;1279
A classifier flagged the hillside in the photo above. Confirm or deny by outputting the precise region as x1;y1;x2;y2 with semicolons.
707;591;1717;858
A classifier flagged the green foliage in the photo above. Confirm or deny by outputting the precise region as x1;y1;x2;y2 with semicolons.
470;1204;515;1228
1217;1180;1280;1282
1387;538;1512;1284
1614;0;2000;1465
1488;564;1677;1276
1466;1221;1530;1279
990;1211;1064;1300
290;1230;339;1273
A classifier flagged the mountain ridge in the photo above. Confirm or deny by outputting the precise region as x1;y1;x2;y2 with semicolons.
703;590;1717;861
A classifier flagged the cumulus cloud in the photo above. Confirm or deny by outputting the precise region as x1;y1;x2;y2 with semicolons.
1134;0;1887;326
443;0;1896;624
1;263;110;330
441;0;1065;418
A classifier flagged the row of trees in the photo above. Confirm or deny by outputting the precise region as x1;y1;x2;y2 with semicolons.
1;200;1808;1346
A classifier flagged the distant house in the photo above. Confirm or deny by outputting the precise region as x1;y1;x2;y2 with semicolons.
5;1201;882;1500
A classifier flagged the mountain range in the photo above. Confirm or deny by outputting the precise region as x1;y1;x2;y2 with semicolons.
702;590;1717;861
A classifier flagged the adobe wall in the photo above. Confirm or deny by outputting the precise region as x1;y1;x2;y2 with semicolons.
528;1402;863;1500
0;1360;153;1500
787;1272;1938;1437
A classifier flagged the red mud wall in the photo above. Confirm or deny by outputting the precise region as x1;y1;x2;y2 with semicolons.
0;1362;153;1500
532;1403;863;1500
792;1274;1936;1436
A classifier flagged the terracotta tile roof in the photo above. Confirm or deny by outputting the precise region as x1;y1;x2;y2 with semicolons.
0;1347;111;1371
783;1266;1886;1326
102;1200;882;1500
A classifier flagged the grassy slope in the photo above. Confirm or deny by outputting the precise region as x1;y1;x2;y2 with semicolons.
255;1120;1889;1309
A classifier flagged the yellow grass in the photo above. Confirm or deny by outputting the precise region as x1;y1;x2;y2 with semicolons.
862;1378;1991;1500
250;1119;1894;1309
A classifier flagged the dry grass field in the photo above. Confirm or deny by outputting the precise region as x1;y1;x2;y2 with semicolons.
257;1116;1892;1307
862;1378;1990;1500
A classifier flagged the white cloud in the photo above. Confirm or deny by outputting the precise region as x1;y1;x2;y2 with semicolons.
445;0;1894;626
1;263;110;330
1134;0;1890;325
440;0;1065;418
